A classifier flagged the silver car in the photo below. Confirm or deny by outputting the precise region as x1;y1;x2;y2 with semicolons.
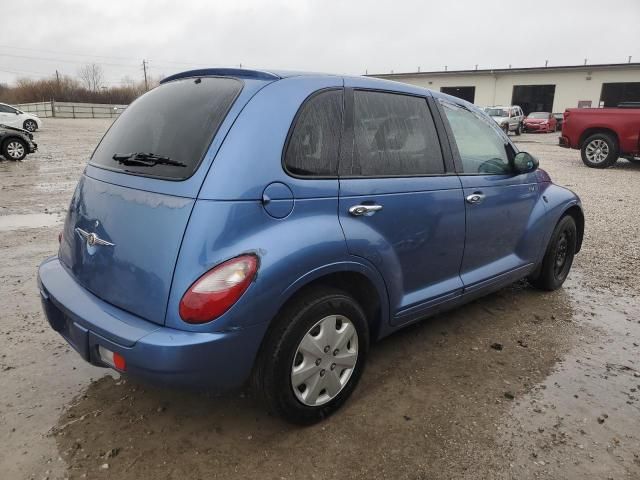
486;105;524;135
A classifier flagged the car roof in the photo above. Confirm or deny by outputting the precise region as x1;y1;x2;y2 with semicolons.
160;68;341;84
160;67;479;110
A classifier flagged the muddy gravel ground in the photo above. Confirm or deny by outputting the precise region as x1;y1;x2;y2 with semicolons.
1;118;639;480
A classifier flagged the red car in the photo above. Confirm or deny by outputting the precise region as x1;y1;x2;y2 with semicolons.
559;107;640;168
523;112;557;133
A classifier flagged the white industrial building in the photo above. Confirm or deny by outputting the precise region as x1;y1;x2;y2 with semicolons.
373;63;640;114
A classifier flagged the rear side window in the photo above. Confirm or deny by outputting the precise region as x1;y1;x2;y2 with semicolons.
341;91;444;177
91;77;242;180
284;89;343;177
440;100;511;175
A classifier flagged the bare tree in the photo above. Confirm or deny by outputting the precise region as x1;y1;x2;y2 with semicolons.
78;63;104;92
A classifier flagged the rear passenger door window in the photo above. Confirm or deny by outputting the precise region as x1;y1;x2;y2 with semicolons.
440;101;512;175
340;91;444;177
284;89;343;177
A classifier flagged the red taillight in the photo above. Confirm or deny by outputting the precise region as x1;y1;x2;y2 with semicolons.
179;254;259;324
113;352;126;371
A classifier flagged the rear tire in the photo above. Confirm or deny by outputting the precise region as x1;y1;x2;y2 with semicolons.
253;287;369;425
515;123;522;136
529;215;577;291
2;138;27;161
580;133;618;168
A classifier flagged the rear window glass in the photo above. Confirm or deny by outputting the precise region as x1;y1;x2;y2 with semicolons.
341;91;444;177
284;89;343;177
90;77;242;180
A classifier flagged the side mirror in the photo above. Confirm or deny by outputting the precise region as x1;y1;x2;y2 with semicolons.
513;151;539;174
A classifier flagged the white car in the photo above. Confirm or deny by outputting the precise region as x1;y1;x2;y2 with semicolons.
486;105;524;135
0;103;42;132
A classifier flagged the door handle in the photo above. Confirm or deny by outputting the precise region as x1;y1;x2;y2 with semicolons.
465;192;485;205
349;204;383;216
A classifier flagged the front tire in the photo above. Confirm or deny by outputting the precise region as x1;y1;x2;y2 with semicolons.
529;215;577;291
23;119;38;132
581;133;618;168
2;138;27;161
254;287;369;425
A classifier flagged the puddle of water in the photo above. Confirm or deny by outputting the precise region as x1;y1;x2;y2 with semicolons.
500;273;640;478
0;213;63;232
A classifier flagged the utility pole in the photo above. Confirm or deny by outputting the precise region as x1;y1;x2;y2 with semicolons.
629;55;632;63
142;59;149;91
55;70;60;87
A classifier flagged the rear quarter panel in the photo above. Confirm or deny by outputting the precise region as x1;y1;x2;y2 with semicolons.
165;199;389;333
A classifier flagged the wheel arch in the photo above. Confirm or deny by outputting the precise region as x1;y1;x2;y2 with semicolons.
579;127;619;150
276;262;390;343
562;204;584;253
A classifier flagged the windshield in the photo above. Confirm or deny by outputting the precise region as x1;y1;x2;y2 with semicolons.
486;108;509;117
528;112;549;119
90;77;242;180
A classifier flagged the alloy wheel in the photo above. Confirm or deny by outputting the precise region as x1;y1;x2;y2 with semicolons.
291;314;358;407
585;139;609;164
6;141;25;159
24;120;37;132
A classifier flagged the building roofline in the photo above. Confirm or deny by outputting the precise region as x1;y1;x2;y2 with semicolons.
371;62;640;78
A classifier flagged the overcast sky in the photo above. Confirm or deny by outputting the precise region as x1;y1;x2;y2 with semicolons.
2;0;639;86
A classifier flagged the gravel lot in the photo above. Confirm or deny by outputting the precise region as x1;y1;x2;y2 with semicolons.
1;119;639;480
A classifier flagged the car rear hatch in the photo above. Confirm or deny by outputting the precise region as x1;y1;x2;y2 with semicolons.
58;75;264;325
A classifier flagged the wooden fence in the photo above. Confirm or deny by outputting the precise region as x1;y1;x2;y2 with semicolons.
16;101;128;119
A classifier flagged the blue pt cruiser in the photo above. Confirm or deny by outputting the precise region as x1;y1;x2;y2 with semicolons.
38;69;584;424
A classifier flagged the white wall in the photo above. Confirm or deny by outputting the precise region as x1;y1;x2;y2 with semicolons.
375;66;640;112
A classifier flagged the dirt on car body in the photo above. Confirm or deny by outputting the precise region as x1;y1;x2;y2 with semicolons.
0;119;638;479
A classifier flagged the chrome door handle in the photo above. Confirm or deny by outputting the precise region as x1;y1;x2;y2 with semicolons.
465;193;485;205
349;204;383;216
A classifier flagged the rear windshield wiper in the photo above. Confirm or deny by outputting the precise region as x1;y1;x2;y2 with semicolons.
112;152;187;168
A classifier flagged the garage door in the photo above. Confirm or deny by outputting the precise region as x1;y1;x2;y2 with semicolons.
440;86;475;103
600;82;640;107
511;85;556;115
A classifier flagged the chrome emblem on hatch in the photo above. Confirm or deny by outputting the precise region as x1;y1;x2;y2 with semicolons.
75;227;115;247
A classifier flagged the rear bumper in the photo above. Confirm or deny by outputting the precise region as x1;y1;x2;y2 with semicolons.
37;256;267;390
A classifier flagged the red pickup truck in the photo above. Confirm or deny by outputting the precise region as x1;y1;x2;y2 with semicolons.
559;108;640;168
